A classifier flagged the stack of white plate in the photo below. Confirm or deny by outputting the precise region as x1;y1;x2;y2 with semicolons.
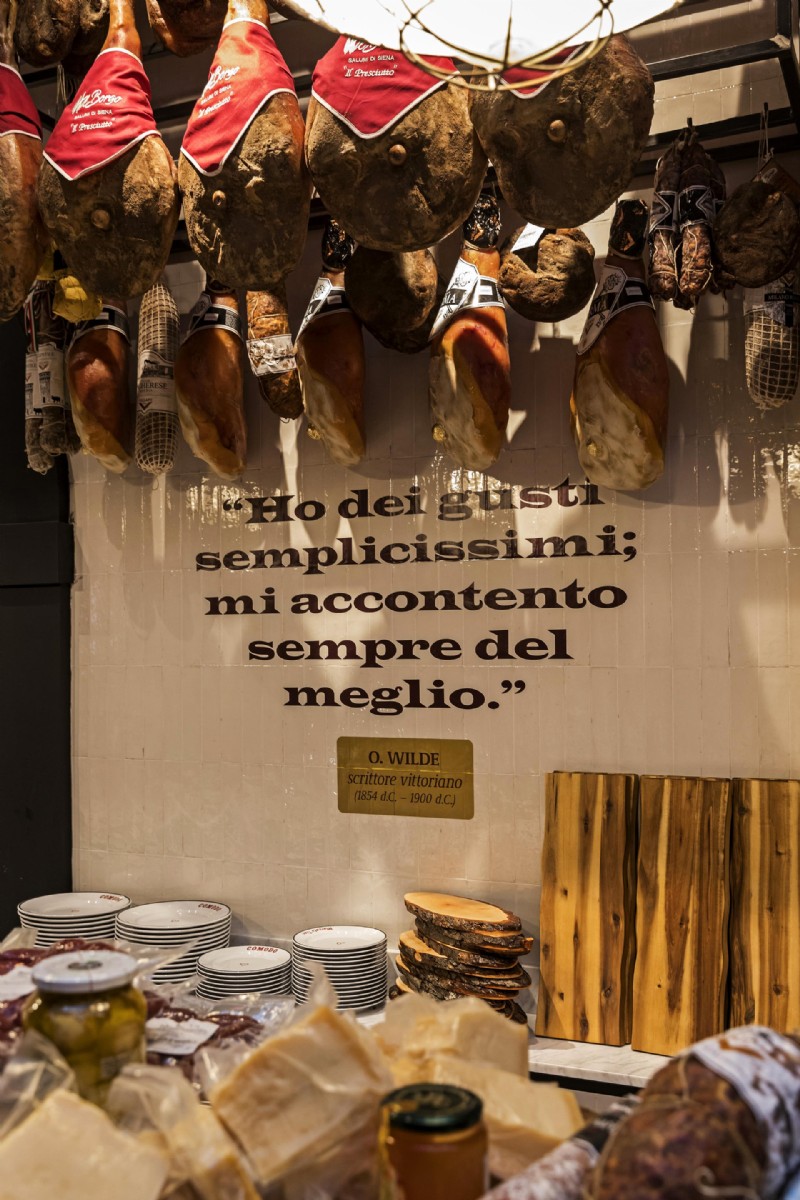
196;945;292;1000
292;926;387;1011
116;900;232;984
17;892;131;946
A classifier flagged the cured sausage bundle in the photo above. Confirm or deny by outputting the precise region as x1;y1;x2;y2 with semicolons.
67;300;132;472
296;219;366;466
570;199;669;492
588;1026;800;1200
345;246;443;355
246;286;302;419
744;273;800;409
175;282;246;480
471;37;653;229
499;226;596;323
179;0;310;291
38;0;179;299
429;194;511;472
0;6;47;323
134;276;180;475
306;37;486;253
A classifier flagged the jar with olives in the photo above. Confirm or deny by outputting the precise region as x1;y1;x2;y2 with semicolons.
23;950;146;1107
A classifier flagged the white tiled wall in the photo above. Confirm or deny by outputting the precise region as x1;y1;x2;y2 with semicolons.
71;140;800;946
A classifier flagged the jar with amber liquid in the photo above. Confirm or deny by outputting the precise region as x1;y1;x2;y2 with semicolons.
23;950;146;1107
379;1083;488;1200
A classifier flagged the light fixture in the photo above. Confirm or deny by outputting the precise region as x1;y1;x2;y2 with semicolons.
277;0;682;89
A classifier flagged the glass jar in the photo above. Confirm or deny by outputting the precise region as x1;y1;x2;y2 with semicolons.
379;1083;488;1200
23;950;146;1107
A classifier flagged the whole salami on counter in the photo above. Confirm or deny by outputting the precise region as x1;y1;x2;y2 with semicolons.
570;198;669;493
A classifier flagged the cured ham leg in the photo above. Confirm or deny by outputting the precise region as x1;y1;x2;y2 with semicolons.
429;194;510;472
245;284;302;419
67;300;132;472
175;282;246;480
145;0;224;55
570;199;669;492
37;0;179;299
178;0;310;289
296;218;365;466
0;1;47;321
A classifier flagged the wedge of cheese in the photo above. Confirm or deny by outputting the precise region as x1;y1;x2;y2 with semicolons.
0;1089;168;1200
211;1005;392;1185
392;1054;583;1182
376;992;528;1076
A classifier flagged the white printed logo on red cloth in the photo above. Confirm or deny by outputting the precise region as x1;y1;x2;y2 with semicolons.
503;45;582;98
181;18;296;176
42;48;158;181
312;35;457;140
0;64;42;140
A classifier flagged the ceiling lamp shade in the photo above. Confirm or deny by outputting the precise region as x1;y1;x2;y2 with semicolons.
278;0;681;84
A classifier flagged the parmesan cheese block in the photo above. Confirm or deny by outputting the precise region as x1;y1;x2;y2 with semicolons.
376;992;528;1076
169;1105;259;1200
392;1054;583;1181
0;1089;168;1200
210;1005;391;1184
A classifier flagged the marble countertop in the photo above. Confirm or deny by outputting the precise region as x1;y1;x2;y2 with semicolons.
526;1035;669;1088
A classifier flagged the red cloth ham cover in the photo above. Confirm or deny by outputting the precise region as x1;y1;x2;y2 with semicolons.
504;45;582;98
0;64;41;139
181;18;296;176
43;47;158;181
312;36;457;139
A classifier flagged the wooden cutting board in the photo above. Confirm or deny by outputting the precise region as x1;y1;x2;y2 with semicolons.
730;777;800;1030
631;775;731;1055
536;771;638;1045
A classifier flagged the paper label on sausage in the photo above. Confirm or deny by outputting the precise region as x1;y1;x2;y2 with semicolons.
146;1016;219;1056
678;184;716;230
185;293;242;341
37;343;66;409
0;965;35;1001
648;189;678;236
512;224;547;253
578;265;654;355
690;1027;800;1199
25;352;42;418
247;333;297;376
71;305;131;346
430;257;504;340
744;281;800;327
138;348;177;414
297;276;351;340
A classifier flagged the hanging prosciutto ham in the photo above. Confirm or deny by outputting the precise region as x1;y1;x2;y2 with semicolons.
0;3;47;321
570;199;669;492
297;218;366;466
67;300;132;472
15;0;107;68
429;193;511;471
145;0;225;55
306;37;486;252
37;0;179;299
179;0;310;290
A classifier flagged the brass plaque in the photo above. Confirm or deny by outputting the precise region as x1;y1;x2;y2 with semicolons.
338;738;474;820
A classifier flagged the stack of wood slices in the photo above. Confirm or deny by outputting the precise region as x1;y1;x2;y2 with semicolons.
394;892;533;1024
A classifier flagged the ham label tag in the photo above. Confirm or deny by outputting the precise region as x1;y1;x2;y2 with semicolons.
24;353;41;418
690;1028;800;1199
247;333;296;377
430;258;504;341
146;1016;218;1056
648;188;678;236
297;276;351;340
37;344;66;410
0;64;42;140
181;18;296;176
578;266;654;355
43;48;158;181
186;293;242;341
72;306;131;346
312;36;456;139
679;184;716;230
744;280;800;327
512;224;547;253
138;349;177;415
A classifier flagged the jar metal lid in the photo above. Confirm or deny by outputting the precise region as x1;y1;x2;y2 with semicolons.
32;950;137;994
382;1084;483;1133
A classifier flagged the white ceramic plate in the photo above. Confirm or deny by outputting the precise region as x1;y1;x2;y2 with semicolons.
18;893;131;918
292;926;386;952
118;901;231;931
198;945;291;973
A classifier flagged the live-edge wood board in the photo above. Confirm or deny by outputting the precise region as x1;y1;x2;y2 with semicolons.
536;771;638;1046
730;777;800;1031
631;775;731;1056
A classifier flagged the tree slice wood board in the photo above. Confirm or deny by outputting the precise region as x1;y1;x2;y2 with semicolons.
536;771;638;1046
400;930;523;976
398;952;528;994
414;922;525;969
397;959;523;1000
404;891;522;933
730;777;800;1030
414;918;532;957
631;775;731;1056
